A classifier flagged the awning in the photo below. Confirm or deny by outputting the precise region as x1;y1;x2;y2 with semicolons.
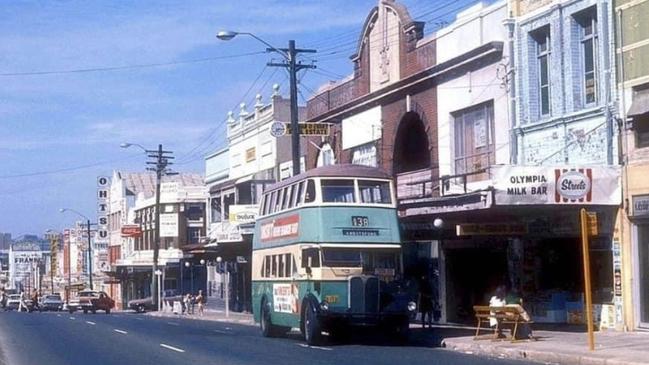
628;88;649;118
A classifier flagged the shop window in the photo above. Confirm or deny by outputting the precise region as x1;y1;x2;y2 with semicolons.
187;227;201;245
453;101;495;180
321;179;356;203
316;143;336;167
223;192;235;221
186;204;203;221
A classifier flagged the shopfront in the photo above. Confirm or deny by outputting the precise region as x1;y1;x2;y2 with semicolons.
632;194;649;328
399;165;622;326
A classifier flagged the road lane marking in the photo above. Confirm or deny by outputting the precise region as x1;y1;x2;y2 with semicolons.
57;314;61;317
114;329;128;334
166;322;180;326
213;329;228;334
135;317;144;321
69;317;76;320
297;344;332;351
160;344;185;353
86;321;96;325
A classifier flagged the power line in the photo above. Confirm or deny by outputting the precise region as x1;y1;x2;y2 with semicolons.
0;153;142;179
0;51;267;77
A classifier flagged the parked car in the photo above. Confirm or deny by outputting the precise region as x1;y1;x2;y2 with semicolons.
68;290;114;314
40;294;64;311
128;289;183;313
5;294;35;312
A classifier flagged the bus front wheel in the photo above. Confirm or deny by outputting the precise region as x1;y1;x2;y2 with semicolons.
260;300;287;338
303;301;322;346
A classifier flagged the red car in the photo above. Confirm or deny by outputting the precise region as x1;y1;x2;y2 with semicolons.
68;290;115;314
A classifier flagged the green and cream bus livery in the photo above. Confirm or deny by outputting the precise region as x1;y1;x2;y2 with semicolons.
252;164;416;345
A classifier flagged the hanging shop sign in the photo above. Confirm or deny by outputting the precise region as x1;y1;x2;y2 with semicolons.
492;166;620;206
631;195;649;217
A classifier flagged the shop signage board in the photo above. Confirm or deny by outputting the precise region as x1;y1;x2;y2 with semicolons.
260;214;299;242
209;222;243;243
159;213;178;237
492;166;620;206
632;195;649;217
456;223;527;236
285;122;330;136
228;205;259;224
96;176;110;244
121;225;142;237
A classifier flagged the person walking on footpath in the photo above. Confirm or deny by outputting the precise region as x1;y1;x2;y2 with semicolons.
18;291;28;312
183;294;191;315
196;290;204;316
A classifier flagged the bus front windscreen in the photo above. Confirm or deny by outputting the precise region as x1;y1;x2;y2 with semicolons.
321;248;400;276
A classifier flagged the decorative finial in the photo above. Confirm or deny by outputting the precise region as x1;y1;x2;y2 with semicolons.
239;102;248;119
227;110;235;124
272;83;280;96
255;94;263;108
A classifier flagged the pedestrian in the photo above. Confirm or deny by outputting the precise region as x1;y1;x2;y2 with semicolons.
18;291;28;313
0;289;6;311
417;275;434;328
196;290;204;316
31;289;40;312
183;294;192;315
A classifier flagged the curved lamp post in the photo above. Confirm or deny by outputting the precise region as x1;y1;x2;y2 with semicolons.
217;30;315;176
59;208;93;292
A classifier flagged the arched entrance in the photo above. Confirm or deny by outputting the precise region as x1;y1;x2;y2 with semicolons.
392;111;431;174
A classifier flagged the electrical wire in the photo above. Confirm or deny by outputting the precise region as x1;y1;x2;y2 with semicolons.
0;51;267;77
0;153;142;179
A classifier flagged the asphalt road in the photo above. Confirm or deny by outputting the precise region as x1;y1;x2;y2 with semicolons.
0;311;538;365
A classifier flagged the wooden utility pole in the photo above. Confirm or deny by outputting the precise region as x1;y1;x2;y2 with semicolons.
580;208;597;351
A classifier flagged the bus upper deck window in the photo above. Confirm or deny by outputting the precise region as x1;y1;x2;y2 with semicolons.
321;179;355;203
304;179;316;203
359;180;392;204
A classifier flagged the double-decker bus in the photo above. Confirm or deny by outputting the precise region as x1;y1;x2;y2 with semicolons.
252;164;416;345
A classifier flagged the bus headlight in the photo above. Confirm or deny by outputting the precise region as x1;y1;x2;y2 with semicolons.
320;300;329;311
407;301;417;312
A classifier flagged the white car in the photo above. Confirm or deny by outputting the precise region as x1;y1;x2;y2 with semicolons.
5;294;33;311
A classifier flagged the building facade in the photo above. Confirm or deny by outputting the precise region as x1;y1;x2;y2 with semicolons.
615;0;649;331
110;172;207;308
204;86;303;312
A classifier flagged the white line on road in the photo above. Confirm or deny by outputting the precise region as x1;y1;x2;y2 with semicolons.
297;343;332;351
57;314;61;317
166;322;180;326
160;344;185;353
114;329;128;334
86;321;96;325
69;317;76;320
135;317;144;321
213;329;228;334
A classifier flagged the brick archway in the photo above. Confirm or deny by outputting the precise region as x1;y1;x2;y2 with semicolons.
392;111;432;174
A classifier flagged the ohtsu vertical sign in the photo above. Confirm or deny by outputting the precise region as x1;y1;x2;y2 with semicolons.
96;176;109;244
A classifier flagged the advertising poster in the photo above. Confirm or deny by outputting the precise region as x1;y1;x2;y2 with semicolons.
273;283;298;314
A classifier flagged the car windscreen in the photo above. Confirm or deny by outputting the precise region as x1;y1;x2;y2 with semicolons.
45;295;61;300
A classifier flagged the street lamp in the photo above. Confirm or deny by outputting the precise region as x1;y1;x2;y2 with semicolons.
217;30;316;176
184;261;194;295
60;208;93;291
121;142;175;310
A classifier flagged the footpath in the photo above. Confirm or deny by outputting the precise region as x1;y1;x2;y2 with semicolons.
146;298;649;365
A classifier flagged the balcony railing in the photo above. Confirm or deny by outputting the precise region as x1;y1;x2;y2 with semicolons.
396;167;439;201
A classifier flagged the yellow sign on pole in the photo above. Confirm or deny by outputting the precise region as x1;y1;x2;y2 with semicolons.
580;208;595;351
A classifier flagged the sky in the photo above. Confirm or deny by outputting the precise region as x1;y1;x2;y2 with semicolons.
0;0;480;237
